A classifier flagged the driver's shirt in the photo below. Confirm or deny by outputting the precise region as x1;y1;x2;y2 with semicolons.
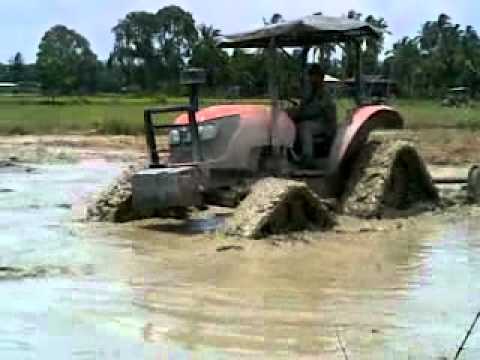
297;88;337;135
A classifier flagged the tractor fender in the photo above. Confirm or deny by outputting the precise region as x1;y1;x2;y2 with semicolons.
328;105;404;174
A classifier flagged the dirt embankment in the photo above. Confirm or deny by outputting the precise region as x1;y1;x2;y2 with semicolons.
1;130;478;165
413;129;480;165
0;135;146;164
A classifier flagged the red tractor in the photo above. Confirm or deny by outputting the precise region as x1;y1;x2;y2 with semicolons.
132;14;439;223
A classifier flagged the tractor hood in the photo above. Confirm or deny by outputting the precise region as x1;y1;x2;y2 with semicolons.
171;104;296;169
174;105;270;124
174;104;295;137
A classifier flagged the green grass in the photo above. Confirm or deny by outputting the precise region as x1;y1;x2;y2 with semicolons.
392;99;480;129
0;94;480;135
0;95;180;135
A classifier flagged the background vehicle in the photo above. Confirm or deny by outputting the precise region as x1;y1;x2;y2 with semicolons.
442;87;471;107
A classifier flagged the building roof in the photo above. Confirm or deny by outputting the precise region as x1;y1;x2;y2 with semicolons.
344;75;396;85
324;74;340;83
0;82;18;88
217;14;383;48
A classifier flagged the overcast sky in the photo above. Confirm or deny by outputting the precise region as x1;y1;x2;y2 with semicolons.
3;0;480;63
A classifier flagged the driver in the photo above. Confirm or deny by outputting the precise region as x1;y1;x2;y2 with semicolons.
290;64;337;164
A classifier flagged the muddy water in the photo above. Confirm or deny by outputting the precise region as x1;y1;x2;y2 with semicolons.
2;161;480;359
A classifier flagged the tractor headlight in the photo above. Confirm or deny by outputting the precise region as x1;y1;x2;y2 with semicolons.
199;124;218;141
169;129;181;145
181;128;192;143
169;124;218;145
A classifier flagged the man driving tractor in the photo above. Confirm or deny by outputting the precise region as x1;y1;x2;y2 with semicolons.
289;64;337;165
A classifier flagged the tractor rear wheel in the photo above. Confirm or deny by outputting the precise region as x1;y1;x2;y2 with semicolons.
468;165;480;203
341;135;439;218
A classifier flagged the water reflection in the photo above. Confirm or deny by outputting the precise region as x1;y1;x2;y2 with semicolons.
87;219;442;358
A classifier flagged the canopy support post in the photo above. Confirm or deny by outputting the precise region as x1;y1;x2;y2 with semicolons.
268;37;280;150
300;47;311;100
354;39;364;105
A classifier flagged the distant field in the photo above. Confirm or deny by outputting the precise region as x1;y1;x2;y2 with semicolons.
0;94;479;135
0;95;188;135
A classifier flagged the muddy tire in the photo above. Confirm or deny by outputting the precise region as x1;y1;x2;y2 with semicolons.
341;137;439;218
224;178;334;239
468;165;480;203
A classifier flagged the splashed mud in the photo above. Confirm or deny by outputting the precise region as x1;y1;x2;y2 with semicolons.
86;164;143;222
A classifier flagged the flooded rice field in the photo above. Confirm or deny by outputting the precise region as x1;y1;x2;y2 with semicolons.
2;155;480;359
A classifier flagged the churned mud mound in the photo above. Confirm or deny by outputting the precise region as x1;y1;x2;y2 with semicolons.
342;137;439;218
86;165;143;222
224;178;335;239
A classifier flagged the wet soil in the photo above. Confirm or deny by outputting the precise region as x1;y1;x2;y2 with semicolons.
0;265;73;281
2;129;477;165
342;137;438;218
413;129;480;165
0;135;142;164
1;134;480;358
85;164;142;223
224;178;334;238
79;211;480;359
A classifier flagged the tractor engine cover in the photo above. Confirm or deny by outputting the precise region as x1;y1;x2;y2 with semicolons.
132;166;203;217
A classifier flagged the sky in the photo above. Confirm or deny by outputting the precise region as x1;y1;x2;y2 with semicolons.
2;0;480;63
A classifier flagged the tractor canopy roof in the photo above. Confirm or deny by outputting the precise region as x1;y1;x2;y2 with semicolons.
217;14;384;48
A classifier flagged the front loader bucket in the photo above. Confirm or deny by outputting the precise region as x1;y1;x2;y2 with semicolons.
132;166;204;217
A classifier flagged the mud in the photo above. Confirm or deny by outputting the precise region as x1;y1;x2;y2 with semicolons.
86;164;144;222
3;138;480;358
85;136;469;239
342;137;439;218
0;158;36;173
0;265;73;281
0;135;140;164
224;178;334;238
82;213;480;359
0;136;144;223
415;129;480;166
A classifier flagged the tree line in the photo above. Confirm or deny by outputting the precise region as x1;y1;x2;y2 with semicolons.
385;14;480;97
0;6;479;98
